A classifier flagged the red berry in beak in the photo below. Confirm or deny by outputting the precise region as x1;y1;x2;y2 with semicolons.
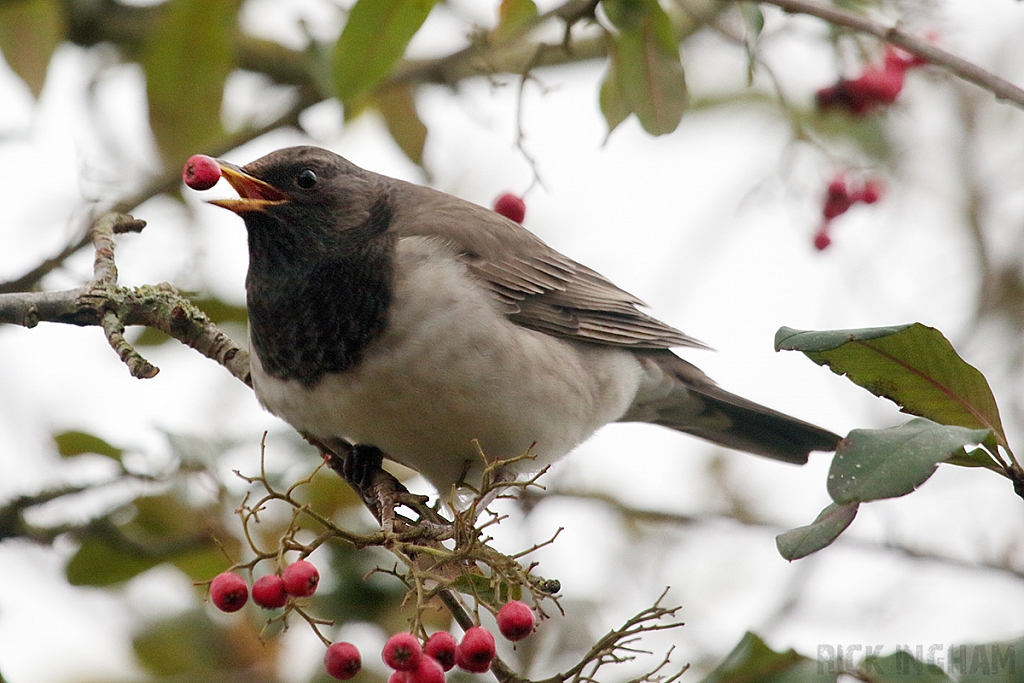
183;154;221;190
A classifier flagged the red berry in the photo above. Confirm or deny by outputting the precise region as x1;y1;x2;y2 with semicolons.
325;642;362;680
493;193;526;223
183;154;221;191
859;179;885;204
852;67;904;105
496;600;535;641
251;574;288;609
425;632;457;671
383;632;422;672
823;196;852;220
813;229;832;251
388;672;410;683
411;655;446;683
209;572;248;612
282;560;319;597
456;626;496;673
827;176;847;198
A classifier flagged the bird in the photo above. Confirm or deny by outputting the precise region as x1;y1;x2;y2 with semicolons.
207;145;840;501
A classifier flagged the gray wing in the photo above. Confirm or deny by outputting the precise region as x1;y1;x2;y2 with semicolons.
388;181;707;350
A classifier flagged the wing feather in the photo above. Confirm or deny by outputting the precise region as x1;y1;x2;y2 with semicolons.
389;182;708;350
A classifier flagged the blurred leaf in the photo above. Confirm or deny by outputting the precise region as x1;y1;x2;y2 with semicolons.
492;0;537;43
331;0;437;104
192;296;249;325
739;2;763;84
316;544;406;624
296;467;363;521
142;0;241;168
134;326;173;346
53;429;123;461
701;632;838;683
775;324;1006;444
66;535;161;586
0;0;63;98
776;502;858;561
828;419;991;504
600;0;687;135
135;610;274;677
860;651;951;683
67;494;227;585
374;84;428;167
955;637;1024;683
802;109;894;161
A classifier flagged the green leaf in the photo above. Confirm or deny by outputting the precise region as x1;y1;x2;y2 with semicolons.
53;430;124;461
331;0;437;104
946;447;1004;472
828;419;991;504
66;535;161;586
600;0;687;136
739;2;764;85
134;611;271;676
701;632;838;683
492;0;538;44
776;502;858;561
860;651;951;683
0;0;63;97
775;324;1006;444
142;0;241;168
802;109;894;162
453;573;521;607
374;84;428;167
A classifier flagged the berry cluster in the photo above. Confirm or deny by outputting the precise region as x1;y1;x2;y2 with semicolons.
813;173;884;250
323;601;536;681
208;559;320;613
493;193;526;223
816;46;927;115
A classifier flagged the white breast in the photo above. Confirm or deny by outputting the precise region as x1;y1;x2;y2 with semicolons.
249;236;644;495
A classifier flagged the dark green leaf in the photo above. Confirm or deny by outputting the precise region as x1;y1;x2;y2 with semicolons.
776;502;858;561
142;0;241;167
374;84;428;166
701;632;838;683
53;429;124;461
600;0;687;136
0;0;63;97
331;0;437;104
492;0;538;43
828;419;991;504
775;324;1006;444
860;651;951;683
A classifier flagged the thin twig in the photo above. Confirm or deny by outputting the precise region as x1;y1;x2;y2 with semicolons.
756;0;1024;109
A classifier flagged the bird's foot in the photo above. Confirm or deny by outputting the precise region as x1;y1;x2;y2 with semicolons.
308;436;450;533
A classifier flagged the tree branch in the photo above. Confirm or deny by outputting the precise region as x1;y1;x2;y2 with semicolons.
757;0;1024;110
0;213;251;384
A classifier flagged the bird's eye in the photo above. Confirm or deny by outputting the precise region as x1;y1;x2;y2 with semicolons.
296;169;318;189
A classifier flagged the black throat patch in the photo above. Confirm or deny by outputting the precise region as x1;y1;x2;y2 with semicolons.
245;196;394;387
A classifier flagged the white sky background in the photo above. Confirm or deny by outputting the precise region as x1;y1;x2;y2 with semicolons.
2;0;1024;681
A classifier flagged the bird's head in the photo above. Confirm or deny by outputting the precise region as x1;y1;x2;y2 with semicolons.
209;146;387;243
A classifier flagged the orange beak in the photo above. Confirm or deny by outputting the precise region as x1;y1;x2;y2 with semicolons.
208;161;290;214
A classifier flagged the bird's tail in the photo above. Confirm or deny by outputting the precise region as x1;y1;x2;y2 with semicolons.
624;351;841;464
